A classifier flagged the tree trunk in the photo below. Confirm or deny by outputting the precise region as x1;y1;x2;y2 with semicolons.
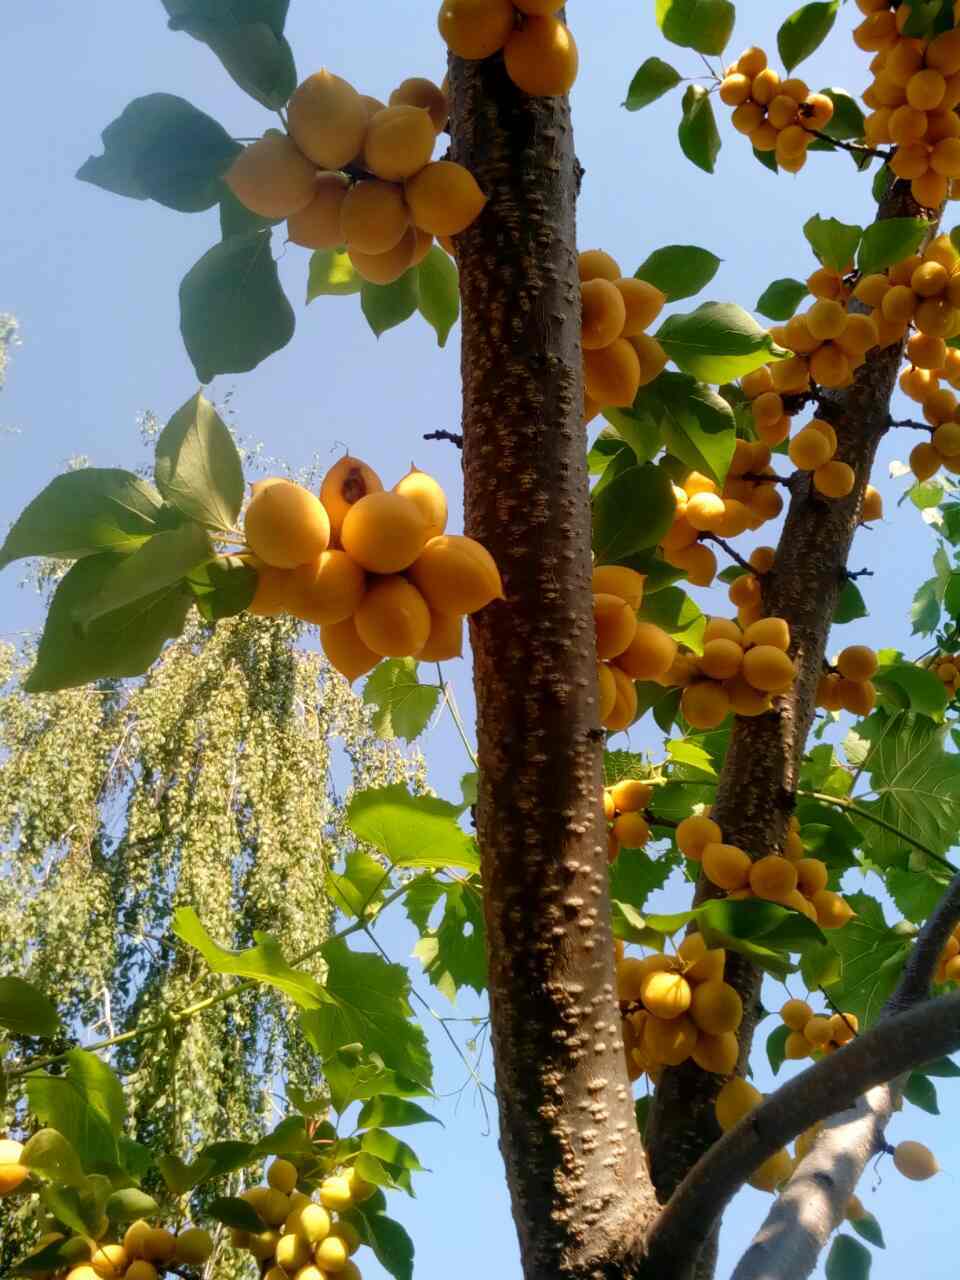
449;44;659;1280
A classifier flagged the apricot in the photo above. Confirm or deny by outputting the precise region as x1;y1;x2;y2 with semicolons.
644;1012;697;1066
676;814;722;860
716;1077;763;1131
173;1229;213;1265
836;313;879;357
702;842;751;890
750;1148;794;1193
330;1221;363;1254
894;1140;939;1180
225;131;317;219
806;299;847;341
837;644;878;681
837;677;877;716
318;461;382;553
692;1030;739;1074
409;534;504;614
611;779;653;813
299;1203;332;1244
348;226;418;285
245;480;331;569
614;277;666;336
123;1222;152;1260
631;333;670;387
141;1229;177;1262
911;441;941;480
742;645;796;694
700;638;744;680
581;279;627;349
685;492;726;533
603;664;638;732
750;855;798;900
682;681;731;730
415;610;462;662
364;106;436;181
641;970;692;1020
355;576;431;657
784;1030;811;1060
290;550;365;625
614;811;651;848
390;77;449;132
316;1235;351;1271
724;669;771;712
248;1230;281;1261
591;564;645;609
597;662;617;721
320;1175;355;1212
405;161;487;235
341;492;428;573
287;172;350;250
690;980;743;1035
861;485;883;521
288;70;369;169
789;426;834;470
578;249;621;282
584;338;642;407
275;1234;311;1273
795;857;828;897
505;16;579;96
781;998;814;1031
320;617;380;682
392;466;448;540
124;1265;158;1280
743;618;790;653
810;344;852;389
340;180;409;255
812;889;855;929
438;0;515;59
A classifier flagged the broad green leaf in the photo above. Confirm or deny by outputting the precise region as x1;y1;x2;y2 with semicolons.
156;1153;216;1195
815;88;866;141
40;1181;108;1239
601;406;663;463
826;1235;872;1280
851;1214;885;1250
363;659;441;742
362;271;420;338
609;848;672;910
27;1072;117;1171
904;1072;939;1114
347;784;479;873
834;581;868;624
754;146;779;174
77;94;240;211
611;900;664;948
180;230;295;381
593;444;636;501
357;1095;440;1130
635;1096;651;1134
154;392;244;531
804;215;863;272
64;1050;124;1136
361;1128;425;1172
822;891;910;1024
667;739;716;775
9;1237;73;1276
20;1130;85;1187
625;58;682;110
678;85;721;174
327;851;389;920
920;1055;960;1076
187;555;257;620
106;1188;160;1222
0;469;162;569
899;0;950;38
25;554;192;693
766;1023;791;1074
592;464;677;563
219;186;279;239
73;523;214;625
195;1140;259;1176
874;663;948;718
185;22;296;109
800;940;841;989
173;906;327;1007
656;302;786;384
0;977;60;1037
857;218;928;275
208;1196;264;1232
655;0;735;55
307;249;362;299
635;245;721;302
636;371;736;485
353;1207;415;1280
409;879;487;999
639;585;705;650
756;278;808;322
911;576;942;635
323;1049;431;1116
300;941;433;1086
417;247;459;347
254;1116;313;1156
589;428;634;473
778;3;839;72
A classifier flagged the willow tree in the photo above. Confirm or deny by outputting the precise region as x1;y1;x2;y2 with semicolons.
7;4;960;1280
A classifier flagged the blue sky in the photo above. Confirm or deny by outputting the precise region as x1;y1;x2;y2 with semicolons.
2;3;957;1278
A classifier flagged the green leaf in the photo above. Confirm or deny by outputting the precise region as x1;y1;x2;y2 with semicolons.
347;784;479;874
409;879;487;999
592;463;677;563
106;1188;160;1222
154;392;244;532
20;1130;85;1187
655;0;735;55
73;523;214;626
361;271;420;338
363;659;441;742
834;581;868;624
40;1181;109;1239
183;21;297;110
635;245;721;302
756;278;808;322
354;1207;415;1280
921;1054;960;1076
904;1071;939;1114
778;2;839;71
858;217;929;275
0;977;60;1037
64;1050;125;1136
9;1237;73;1276
766;1023;791;1074
656;302;786;384
417;247;459;347
219;186;279;239
601;407;663;464
0;469;162;569
361;1128;425;1172
822;891;910;1024
851;1214;885;1249
639;585;705;649
898;0;951;38
255;1116;313;1157
25;554;192;693
625;58;682;110
610;850;673;912
77;94;240;211
173;907;328;1007
180;230;295;382
357;1096;440;1130
637;371;737;485
667;739;716;774
323;1049;431;1116
754;146;780;174
911;576;942;635
817;88;866;141
804;215;863;272
826;1235;872;1280
196;1139;259;1175
635;1096;651;1135
678;85;721;174
187;555;257;620
307;248;362;299
26;1072;117;1171
801;940;841;989
208;1196;264;1231
300;940;433;1086
874;663;948;718
327;851;389;920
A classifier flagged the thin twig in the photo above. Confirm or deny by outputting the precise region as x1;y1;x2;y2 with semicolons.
801;127;892;161
701;533;756;576
889;417;934;432
423;429;463;448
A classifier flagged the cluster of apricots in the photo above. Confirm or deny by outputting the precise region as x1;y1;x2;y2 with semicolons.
674;812;854;929
929;650;960;698
770;299;881;392
437;0;578;98
578;249;669;413
591;564;678;731
816;643;879;717
935;917;960;983
244;458;502;680
618;933;744;1081
780;998;859;1060
857;4;960;208
603;776;654;859
226;68;486;284
228;1160;371;1279
719;46;835;172
672;615;798;730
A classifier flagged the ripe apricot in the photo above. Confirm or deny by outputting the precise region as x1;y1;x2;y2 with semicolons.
290;550;366;625
405;160;487;235
393;466;448;540
409;534;503;614
781;997;814;1031
124;1265;158;1280
321;616;380;681
226;131;318;219
813;460;856;498
604;664;638;731
354;576;431;657
245;480;331;569
630;333;670;387
716;1077;762;1131
644;1012;697;1066
611;778;653;813
911;441;941;480
893;1140;939;1180
173;1229;214;1265
837;678;877;716
784;1031;811;1059
288;70;369;169
123;1222;152;1260
614;278;666;336
690;1029;738;1074
578;249;621;282
505;16;579;97
592;564;645;609
299;1203;332;1244
341;492;428;573
340;180;409;255
615;621;677;680
750;1148;795;1193
676;815;722;861
287;172;350;250
703;842;751;891
812;889;855;929
789;426;834;470
581;279;627;349
641;970;692;1020
364;106;436;181
583;338;642;407
830;1011;859;1045
614;812;651;848
836;644;878;681
141;1229;177;1263
617;953;675;1002
438;0;515;59
349;227;418;285
664;542;717;586
320;455;384;543
810;344;852;388
806;300;847;341
275;1234;311;1273
725;673;773;716
682;681;731;730
742;617;790;652
389;77;449;132
690;980;743;1035
700;638;744;680
742;645;796;693
750;855;798;900
597;663;617;721
795;857;828;897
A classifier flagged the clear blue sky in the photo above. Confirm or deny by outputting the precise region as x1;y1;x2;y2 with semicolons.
2;3;956;1278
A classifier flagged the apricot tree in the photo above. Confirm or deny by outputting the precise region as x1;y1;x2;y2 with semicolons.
6;3;960;1280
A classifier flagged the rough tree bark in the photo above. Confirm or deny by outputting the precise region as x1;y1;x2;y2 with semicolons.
448;38;659;1280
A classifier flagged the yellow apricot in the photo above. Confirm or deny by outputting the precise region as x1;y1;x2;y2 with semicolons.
287;172;350;250
288;70;369;169
504;16;579;97
664;541;717;586
408;534;503;614
329;1221;363;1254
173;1229;214;1265
913;170;950;207
299;1203;332;1244
830;1011;859;1045
581;279;627;349
392;466;448;541
592;564;645;609
789;426;834;470
935;421;960;455
597;663;617;721
688;948;727;986
837;677;876;716
644;1012;697;1066
354;576;431;658
348;227;418;285
89;1247;128;1280
615;621;676;680
690;980;743;1035
795;857;828;897
716;1077;763;1131
290;550;365;625
578;249;621;282
225;131;317;219
583;338;642;407
613;812;651;848
321;616;380;681
316;1235;351;1271
750;855;798;900
806;300;847;341
813;460;856;499
719;72;752;106
390;77;449;132
418;609;464;661
702;842;751;891
641;970;692;1020
617;954;675;1002
515;0;564;12
340;180;409;255
742;645;796;693
854;273;890;307
141;1229;177;1263
700;638;744;680
341;492;429;573
837;644;878;681
65;1270;100;1280
248;1229;281;1261
781;998;814;1031
245;480;330;569
438;0;515;58
610;778;653;813
784;1030;811;1060
911;441;941;480
123;1222;152;1260
319;1175;355;1212
273;1233;311;1272
691;1030;739;1074
614;278;666;337
684;491;726;533
800;1014;832;1047
812;889;855;929
742;617;791;652
681;681;731;730
603;664;638;731
364;106;436;181
750;1148;795;1193
124;1265;158;1280
320;455;384;543
676;815;722;861
894;1140;940;1180
405;160;487;235
810;344;852;388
